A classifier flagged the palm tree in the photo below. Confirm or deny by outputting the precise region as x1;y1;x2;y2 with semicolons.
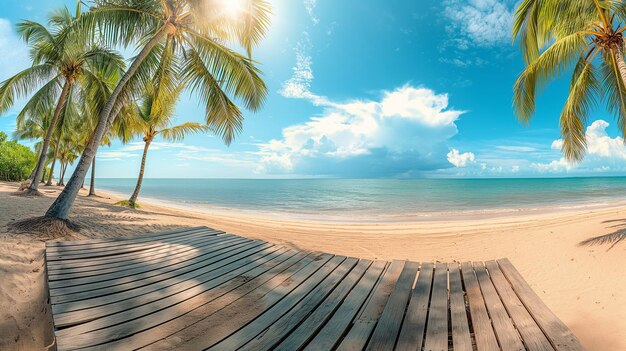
0;3;125;194
513;0;626;161
45;0;271;220
125;82;208;208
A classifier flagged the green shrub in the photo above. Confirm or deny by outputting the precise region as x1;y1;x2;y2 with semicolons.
0;131;38;181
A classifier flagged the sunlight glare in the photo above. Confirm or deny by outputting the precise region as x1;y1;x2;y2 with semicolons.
219;0;247;19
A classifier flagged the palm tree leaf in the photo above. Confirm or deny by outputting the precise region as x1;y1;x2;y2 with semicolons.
0;64;58;115
159;122;208;142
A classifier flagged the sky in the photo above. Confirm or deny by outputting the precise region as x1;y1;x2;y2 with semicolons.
2;0;626;178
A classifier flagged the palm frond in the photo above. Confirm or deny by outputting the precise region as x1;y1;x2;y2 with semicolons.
0;64;58;115
159;122;208;142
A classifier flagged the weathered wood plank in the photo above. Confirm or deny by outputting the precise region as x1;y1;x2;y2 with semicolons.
45;226;209;248
46;233;235;270
141;252;332;351
302;261;387;351
49;239;260;299
48;234;239;280
45;227;219;254
485;260;554;351
97;251;314;351
238;258;360;351
460;262;499;351
366;261;419;351
497;258;585;351
396;262;434;351
423;263;449;351
475;261;525;351
448;262;472;351
273;260;372;351
335;260;405;351
207;256;348;350
54;247;293;349
53;245;283;329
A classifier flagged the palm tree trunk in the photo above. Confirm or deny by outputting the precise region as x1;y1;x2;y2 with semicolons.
46;29;168;220
615;43;626;88
88;153;96;196
128;140;151;208
58;163;66;186
46;157;55;186
28;80;71;192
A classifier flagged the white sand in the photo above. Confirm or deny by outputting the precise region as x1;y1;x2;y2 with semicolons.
0;181;624;350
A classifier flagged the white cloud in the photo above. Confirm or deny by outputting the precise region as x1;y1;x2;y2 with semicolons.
303;0;319;25
0;19;29;82
532;120;626;173
97;151;138;161
444;0;515;47
447;149;476;167
259;85;464;177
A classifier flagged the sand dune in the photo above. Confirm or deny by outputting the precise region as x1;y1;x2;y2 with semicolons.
0;181;624;350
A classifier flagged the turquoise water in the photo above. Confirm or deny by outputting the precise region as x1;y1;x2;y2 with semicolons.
94;177;626;216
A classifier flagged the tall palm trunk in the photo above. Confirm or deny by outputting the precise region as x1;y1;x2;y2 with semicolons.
88;153;96;196
128;139;151;208
58;163;66;186
46;29;168;220
46;133;62;186
28;80;71;192
615;43;626;88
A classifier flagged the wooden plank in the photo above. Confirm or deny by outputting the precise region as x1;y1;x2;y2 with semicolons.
497;258;585;351
94;251;314;351
302;261;387;351
45;227;219;254
54;248;295;349
396;262;434;351
46;233;235;269
475;261;525;351
423;262;449;351
237;258;360;350
45;230;222;261
273;260;372;351
50;240;266;306
207;256;349;350
49;239;258;298
46;233;232;272
45;226;209;247
448;262;472;351
48;234;240;280
460;262;499;351
485;261;554;351
53;244;283;329
366;261;419;351
141;253;334;351
335;260;404;351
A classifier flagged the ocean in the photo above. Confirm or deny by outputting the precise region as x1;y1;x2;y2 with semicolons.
94;177;626;219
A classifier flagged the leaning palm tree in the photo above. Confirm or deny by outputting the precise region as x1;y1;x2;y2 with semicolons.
124;82;208;208
44;0;271;221
0;3;125;194
513;0;626;161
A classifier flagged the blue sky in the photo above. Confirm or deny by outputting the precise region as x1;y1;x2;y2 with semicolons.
2;0;626;178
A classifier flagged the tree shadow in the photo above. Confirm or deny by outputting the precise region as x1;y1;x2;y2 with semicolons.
579;218;626;250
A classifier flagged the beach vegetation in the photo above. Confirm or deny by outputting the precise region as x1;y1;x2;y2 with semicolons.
43;0;272;221
513;0;626;161
0;132;38;181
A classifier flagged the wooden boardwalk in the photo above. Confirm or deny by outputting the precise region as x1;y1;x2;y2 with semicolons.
44;226;585;350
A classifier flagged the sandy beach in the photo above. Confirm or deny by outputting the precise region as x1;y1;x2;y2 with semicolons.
0;180;624;350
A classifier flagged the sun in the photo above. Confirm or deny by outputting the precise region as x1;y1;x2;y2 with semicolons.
219;0;248;19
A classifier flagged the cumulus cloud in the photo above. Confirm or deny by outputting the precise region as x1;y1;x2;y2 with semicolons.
532;120;626;173
444;0;515;47
447;149;476;167
258;85;464;177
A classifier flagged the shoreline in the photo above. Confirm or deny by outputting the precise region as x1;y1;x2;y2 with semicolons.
1;181;625;350
96;185;626;223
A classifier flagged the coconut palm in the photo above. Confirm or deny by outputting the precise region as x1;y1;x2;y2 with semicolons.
45;0;271;220
513;0;626;161
125;82;208;208
0;3;125;194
